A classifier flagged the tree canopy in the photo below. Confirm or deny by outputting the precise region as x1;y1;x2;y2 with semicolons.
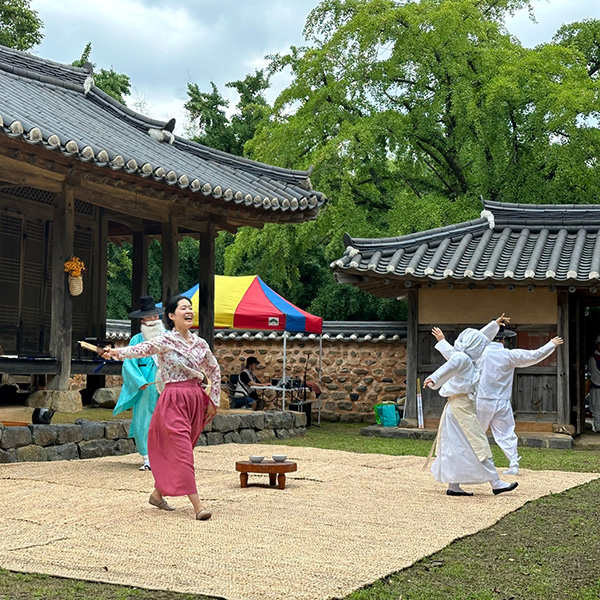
221;0;600;319
72;43;131;104
0;0;43;50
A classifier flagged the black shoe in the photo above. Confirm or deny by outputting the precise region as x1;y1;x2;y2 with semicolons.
446;489;473;496
493;482;519;495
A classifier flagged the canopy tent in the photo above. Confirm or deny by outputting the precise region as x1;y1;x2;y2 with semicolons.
167;276;323;412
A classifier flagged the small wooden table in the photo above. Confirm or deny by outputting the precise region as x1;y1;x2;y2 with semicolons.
235;460;297;490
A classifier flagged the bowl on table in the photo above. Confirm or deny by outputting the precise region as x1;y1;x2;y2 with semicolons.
249;455;264;463
272;455;287;462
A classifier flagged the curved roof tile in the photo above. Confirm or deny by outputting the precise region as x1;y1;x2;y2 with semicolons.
0;45;325;220
333;200;600;285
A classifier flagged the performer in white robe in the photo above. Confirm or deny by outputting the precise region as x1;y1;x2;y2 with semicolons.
476;328;562;475
424;316;518;497
587;335;600;433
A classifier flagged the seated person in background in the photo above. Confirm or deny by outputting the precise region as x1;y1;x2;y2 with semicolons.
233;356;268;410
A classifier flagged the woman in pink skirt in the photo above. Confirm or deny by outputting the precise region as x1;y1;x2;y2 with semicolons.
103;295;220;520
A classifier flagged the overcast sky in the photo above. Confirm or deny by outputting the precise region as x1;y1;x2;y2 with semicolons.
29;0;600;134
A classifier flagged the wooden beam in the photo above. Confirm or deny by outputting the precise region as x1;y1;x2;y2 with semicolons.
405;289;418;420
131;230;149;337
0;153;65;193
197;222;216;349
556;290;570;426
161;214;179;304
48;184;75;390
81;179;172;222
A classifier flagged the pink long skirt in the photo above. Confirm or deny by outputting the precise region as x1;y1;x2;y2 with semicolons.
147;379;215;497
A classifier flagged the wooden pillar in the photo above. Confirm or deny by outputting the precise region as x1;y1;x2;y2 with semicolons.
85;212;108;398
556;290;570;425
131;229;149;337
48;185;75;390
405;289;418;420
197;222;216;349
161;214;179;305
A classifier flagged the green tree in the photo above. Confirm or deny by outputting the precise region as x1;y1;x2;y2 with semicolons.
228;0;600;319
0;0;43;50
72;43;131;104
185;69;271;156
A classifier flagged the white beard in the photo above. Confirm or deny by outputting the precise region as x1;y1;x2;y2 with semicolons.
141;320;164;341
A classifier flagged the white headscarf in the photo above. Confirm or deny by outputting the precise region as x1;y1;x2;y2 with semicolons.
454;328;490;362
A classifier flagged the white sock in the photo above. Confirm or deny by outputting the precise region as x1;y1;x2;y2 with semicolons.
448;483;466;493
491;478;511;490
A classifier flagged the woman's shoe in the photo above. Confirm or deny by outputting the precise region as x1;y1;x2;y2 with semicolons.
196;509;212;520
149;494;175;511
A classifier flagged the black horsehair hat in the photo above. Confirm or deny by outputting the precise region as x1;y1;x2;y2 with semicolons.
128;295;162;319
495;325;517;339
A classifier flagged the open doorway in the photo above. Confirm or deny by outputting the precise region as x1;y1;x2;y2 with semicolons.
575;300;600;434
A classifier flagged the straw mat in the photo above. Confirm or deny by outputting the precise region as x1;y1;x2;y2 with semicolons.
0;444;597;600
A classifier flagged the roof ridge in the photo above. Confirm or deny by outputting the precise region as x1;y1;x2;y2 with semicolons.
0;44;89;86
344;218;489;250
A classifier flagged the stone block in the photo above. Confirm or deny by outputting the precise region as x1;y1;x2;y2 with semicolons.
212;414;242;433
272;411;294;430
239;412;265;430
319;411;339;422
206;432;224;445
55;424;83;445
256;429;276;441
77;420;105;440
104;421;129;439
27;390;82;413
116;439;136;455
79;439;118;459
203;419;213;432
400;418;418;428
239;428;258;444
518;436;544;448
224;431;242;444
362;413;377;424
292;412;307;428
15;444;48;462
360;425;382;436
548;436;573;450
47;443;79;461
275;428;290;439
339;413;363;423
336;401;353;411
0;448;16;463
92;387;121;409
292;427;306;436
196;433;207;446
1;426;32;449
30;425;58;446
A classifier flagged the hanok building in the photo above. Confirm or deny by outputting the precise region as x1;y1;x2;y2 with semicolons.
0;45;324;409
332;200;600;435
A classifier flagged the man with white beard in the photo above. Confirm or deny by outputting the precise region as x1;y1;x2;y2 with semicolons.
113;296;165;470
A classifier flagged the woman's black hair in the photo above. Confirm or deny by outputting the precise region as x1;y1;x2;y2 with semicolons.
163;294;192;330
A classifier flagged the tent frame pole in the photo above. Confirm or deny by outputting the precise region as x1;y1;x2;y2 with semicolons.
282;331;287;410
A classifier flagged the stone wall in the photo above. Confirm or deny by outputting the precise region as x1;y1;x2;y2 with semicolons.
69;336;407;423
0;410;306;463
215;337;406;423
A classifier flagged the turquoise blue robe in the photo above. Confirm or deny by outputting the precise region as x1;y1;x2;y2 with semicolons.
113;332;160;456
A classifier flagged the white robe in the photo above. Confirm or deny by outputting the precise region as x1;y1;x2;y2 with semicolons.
428;321;499;484
476;340;557;465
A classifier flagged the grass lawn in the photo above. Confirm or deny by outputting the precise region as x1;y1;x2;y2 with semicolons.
1;423;599;599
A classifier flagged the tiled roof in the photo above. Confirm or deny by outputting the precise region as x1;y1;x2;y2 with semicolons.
0;45;325;221
105;320;406;343
331;200;600;285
